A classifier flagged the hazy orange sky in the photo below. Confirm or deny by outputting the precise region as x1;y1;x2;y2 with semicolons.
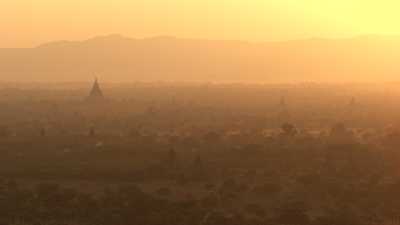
3;0;400;47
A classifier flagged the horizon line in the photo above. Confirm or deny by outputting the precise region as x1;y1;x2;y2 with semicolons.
2;33;400;49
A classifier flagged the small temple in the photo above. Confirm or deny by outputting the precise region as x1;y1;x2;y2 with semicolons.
86;77;104;102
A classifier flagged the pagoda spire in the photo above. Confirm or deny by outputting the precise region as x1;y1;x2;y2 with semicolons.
87;77;104;102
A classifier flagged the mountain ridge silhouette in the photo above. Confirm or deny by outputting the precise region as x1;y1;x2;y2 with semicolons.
1;34;400;82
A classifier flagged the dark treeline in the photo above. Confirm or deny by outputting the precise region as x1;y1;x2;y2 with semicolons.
0;83;400;224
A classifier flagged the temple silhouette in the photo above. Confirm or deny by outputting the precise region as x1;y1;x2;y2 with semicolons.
86;77;104;102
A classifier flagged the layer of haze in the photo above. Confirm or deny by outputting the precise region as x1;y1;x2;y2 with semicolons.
3;0;400;47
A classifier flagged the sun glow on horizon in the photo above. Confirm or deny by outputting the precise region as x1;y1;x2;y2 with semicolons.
2;0;400;47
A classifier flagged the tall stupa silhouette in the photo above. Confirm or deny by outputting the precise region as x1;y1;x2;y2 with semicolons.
87;77;104;102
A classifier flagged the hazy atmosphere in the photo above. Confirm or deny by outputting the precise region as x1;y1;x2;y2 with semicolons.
4;34;400;82
4;0;400;47
3;1;400;225
3;1;400;82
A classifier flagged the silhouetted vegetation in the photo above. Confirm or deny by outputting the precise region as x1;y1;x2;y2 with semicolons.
0;82;399;224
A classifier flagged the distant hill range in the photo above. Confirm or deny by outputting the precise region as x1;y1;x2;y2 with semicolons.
1;34;400;82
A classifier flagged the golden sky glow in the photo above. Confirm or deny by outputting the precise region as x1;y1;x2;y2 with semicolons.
2;0;400;47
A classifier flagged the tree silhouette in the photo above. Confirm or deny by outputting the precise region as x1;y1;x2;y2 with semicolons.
89;126;96;137
281;123;297;137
